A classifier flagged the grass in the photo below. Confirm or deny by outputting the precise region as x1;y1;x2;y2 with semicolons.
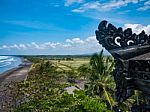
51;58;90;70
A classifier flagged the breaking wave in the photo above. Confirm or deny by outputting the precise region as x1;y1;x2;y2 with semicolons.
0;56;22;74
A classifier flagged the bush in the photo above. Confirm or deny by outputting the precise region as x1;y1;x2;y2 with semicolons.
6;60;111;112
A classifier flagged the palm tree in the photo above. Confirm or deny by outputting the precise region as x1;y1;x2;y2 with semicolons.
85;50;115;109
78;64;91;79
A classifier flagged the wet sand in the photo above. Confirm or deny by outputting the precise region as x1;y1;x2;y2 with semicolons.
0;58;32;111
1;66;30;84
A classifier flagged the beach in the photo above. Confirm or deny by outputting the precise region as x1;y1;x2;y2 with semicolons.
0;57;32;111
0;56;22;74
0;57;32;82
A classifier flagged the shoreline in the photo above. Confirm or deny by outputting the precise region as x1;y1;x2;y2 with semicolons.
0;57;32;111
0;66;23;83
0;57;32;84
0;56;23;75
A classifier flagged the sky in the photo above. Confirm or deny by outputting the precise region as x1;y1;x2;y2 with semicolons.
0;0;150;55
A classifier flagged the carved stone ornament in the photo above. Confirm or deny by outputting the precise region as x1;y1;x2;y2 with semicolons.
96;20;150;106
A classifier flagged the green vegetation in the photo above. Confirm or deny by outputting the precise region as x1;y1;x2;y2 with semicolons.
85;50;115;110
4;51;141;111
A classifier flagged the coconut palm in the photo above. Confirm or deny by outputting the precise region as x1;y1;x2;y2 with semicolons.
78;64;91;79
85;50;115;109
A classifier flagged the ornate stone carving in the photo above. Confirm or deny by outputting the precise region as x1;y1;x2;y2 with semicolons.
96;20;150;106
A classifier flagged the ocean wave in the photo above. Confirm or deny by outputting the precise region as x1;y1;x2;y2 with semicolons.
0;56;16;68
0;58;15;63
0;62;11;68
0;56;9;60
0;56;21;73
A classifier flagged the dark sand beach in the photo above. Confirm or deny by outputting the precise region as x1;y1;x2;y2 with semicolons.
0;58;32;111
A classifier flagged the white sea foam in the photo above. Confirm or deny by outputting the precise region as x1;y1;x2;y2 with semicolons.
0;56;9;60
0;62;11;67
0;56;15;68
0;56;21;74
0;58;15;63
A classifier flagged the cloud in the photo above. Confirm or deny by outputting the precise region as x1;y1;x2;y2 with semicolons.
72;0;140;12
124;23;150;34
64;0;84;6
0;36;106;55
40;42;61;49
64;36;101;52
2;22;150;55
138;0;150;11
31;42;40;49
2;45;9;49
4;20;56;30
10;44;20;49
19;44;27;49
72;1;100;12
66;38;84;44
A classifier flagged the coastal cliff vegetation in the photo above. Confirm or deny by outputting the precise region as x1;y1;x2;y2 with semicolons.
4;51;140;112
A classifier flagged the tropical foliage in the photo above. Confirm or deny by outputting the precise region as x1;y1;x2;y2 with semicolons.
3;50;141;111
85;50;115;110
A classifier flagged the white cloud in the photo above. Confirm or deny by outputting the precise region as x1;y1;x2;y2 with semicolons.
72;0;141;12
4;20;57;30
1;26;150;54
66;36;99;48
19;44;27;49
85;36;97;43
64;0;84;6
62;36;103;53
124;23;150;34
40;42;61;49
31;42;40;49
145;0;150;5
66;38;84;44
10;44;20;49
0;36;106;54
72;1;101;12
2;45;9;49
138;0;150;11
62;44;72;48
66;39;72;43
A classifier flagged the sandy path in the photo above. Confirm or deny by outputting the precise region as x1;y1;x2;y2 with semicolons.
0;65;31;112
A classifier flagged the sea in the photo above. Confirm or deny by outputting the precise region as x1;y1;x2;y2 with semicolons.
0;56;22;74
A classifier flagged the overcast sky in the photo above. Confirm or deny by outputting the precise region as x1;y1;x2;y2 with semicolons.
0;0;150;55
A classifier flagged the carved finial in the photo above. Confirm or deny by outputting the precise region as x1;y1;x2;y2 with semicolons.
96;21;150;104
96;21;150;51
